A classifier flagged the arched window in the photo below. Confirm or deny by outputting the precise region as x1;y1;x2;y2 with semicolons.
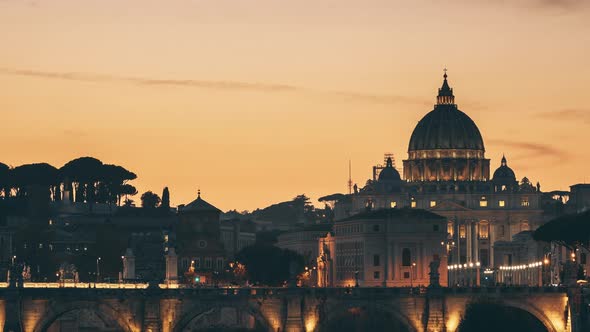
402;248;411;267
479;221;489;239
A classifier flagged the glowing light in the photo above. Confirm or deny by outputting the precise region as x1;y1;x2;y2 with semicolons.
305;314;318;332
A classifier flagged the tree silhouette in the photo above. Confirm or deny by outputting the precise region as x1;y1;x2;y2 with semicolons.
11;163;58;217
161;187;170;211
0;162;10;198
99;164;137;205
141;191;161;209
119;184;138;205
236;244;304;286
60;157;103;204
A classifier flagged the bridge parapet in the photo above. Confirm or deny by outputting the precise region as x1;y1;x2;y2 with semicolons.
0;286;577;332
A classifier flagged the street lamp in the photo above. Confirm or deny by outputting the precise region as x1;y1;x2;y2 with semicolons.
411;262;416;288
96;257;101;283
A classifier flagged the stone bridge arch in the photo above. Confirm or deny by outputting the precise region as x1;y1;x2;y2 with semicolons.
449;298;560;332
313;302;419;332
32;300;134;332
172;301;274;332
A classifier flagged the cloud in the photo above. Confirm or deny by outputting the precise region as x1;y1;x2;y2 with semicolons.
0;67;432;107
488;139;569;164
537;109;590;124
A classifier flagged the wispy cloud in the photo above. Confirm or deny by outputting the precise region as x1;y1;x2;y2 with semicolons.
488;139;569;164
0;67;434;107
537;109;590;124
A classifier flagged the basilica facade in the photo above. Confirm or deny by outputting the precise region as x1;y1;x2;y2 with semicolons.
333;73;546;269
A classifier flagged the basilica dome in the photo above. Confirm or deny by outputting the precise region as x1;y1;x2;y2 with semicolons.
408;73;484;153
378;157;401;182
492;155;516;181
402;72;490;182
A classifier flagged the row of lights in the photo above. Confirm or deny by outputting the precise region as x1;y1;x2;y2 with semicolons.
499;261;544;270
448;262;481;270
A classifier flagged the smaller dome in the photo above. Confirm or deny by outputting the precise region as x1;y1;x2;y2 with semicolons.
378;157;401;182
492;155;516;181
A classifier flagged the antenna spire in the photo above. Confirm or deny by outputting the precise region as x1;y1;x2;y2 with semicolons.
348;160;353;195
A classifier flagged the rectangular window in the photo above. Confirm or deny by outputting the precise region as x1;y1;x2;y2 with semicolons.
479;200;487;207
403;272;410;279
411;201;417;208
459;225;466;239
373;224;380;232
374;271;380;279
447;222;454;237
521;197;530;207
499;225;505;236
373;254;380;267
217;258;224;270
390;201;397;208
433;224;440;232
430;200;437;207
499;200;505;207
205;258;212;269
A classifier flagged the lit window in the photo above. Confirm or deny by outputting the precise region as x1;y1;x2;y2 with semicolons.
479;200;487;207
479;221;489;239
499;200;505;207
390;201;397;208
501;185;507;191
411;201;417;208
48;220;53;225
521;197;530;207
430;200;437;207
459;225;466;239
447;222;454;236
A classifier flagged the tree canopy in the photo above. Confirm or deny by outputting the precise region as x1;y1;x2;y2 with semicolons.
236;244;304;286
533;210;590;250
141;191;161;209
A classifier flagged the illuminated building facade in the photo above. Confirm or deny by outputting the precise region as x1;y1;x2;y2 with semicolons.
316;208;447;287
333;73;546;269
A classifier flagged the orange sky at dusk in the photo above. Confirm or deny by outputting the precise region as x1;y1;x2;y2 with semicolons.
1;0;589;211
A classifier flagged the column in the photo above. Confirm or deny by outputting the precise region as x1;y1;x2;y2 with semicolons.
383;241;389;287
473;222;479;263
490;223;495;267
391;244;396;281
465;221;472;264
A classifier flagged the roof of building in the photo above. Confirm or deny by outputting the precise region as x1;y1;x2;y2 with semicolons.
338;207;445;222
182;190;221;213
408;73;485;152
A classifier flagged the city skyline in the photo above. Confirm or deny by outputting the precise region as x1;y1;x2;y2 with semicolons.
1;0;590;211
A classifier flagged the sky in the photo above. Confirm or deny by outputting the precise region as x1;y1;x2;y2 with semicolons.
0;0;589;211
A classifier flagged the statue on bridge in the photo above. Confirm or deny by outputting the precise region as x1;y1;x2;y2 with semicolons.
428;260;440;288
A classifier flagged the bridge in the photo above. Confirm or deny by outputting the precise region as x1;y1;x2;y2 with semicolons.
0;286;579;332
